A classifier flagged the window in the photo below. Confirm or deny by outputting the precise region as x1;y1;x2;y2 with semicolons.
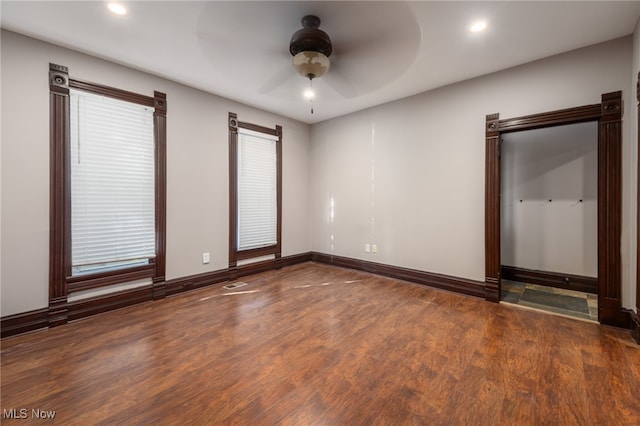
49;63;167;295
228;113;282;266
70;89;156;276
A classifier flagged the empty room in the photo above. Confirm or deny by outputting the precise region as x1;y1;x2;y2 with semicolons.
1;1;639;424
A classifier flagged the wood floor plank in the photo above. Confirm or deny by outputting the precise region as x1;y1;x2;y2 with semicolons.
2;262;639;425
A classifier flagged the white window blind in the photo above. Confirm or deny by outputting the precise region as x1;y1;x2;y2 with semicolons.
70;89;156;275
237;128;278;251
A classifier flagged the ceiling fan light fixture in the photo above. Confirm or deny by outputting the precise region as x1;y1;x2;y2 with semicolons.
292;51;330;79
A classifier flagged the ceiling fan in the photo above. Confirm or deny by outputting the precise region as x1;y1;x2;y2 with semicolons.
196;2;420;103
254;13;356;102
289;15;333;112
289;15;332;81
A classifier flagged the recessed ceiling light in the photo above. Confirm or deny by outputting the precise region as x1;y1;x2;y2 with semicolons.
303;89;315;100
470;20;487;33
107;2;127;16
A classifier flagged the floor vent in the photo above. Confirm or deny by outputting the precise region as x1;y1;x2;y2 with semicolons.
224;282;248;290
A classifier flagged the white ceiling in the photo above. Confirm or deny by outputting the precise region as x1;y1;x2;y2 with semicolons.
2;1;639;124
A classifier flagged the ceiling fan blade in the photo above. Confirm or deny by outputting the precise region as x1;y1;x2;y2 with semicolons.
315;1;421;96
259;65;296;94
198;30;292;93
323;71;357;99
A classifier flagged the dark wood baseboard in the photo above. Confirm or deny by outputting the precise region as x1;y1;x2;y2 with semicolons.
501;265;598;294
0;308;50;338
1;252;312;339
310;252;485;298
165;269;230;296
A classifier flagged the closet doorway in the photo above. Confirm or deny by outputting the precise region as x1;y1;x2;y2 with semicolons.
500;122;598;321
484;91;627;327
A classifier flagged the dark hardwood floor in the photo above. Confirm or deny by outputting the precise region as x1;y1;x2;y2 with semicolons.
2;262;639;425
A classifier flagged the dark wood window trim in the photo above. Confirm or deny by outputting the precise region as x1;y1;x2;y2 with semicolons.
228;112;282;268
485;91;626;327
49;63;167;325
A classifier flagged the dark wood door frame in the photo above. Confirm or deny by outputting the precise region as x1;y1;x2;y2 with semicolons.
485;91;626;327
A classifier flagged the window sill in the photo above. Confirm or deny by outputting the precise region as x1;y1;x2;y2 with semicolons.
67;263;156;293
235;245;278;261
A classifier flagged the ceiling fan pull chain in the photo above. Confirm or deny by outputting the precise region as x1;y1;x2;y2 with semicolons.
310;78;314;114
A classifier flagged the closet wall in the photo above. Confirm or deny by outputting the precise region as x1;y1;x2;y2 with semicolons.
501;122;598;277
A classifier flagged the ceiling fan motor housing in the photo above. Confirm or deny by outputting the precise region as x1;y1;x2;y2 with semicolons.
289;15;332;57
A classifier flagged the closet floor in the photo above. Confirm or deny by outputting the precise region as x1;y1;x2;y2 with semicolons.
501;279;598;322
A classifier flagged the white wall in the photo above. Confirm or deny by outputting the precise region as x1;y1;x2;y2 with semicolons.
0;30;311;316
500;122;598;277
310;36;634;307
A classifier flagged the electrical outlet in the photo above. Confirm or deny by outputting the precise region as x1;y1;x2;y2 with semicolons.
365;244;371;253
372;244;377;253
202;252;210;264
